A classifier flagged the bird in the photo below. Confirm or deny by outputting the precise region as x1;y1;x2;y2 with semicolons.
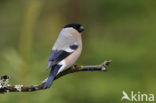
43;23;84;89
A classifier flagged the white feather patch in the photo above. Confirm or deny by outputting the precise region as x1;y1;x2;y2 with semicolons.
57;60;67;74
65;47;74;53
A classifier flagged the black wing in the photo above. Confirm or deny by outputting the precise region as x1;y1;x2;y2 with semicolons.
47;44;78;69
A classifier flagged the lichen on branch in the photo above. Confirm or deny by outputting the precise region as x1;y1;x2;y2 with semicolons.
0;60;111;94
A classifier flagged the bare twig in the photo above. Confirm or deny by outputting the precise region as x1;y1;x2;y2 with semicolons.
0;60;111;94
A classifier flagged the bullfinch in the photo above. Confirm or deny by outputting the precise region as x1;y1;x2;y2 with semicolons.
44;23;84;89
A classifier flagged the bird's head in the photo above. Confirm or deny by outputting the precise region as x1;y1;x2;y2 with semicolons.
64;23;84;33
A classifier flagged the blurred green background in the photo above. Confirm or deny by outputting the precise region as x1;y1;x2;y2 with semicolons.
0;0;156;103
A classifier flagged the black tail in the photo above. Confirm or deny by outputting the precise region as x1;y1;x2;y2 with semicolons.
43;65;61;89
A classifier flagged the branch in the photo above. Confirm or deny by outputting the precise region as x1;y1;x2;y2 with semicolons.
0;60;111;94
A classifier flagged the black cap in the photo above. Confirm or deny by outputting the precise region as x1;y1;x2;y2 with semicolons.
64;23;84;32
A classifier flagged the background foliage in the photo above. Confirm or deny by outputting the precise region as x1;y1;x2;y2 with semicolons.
0;0;156;103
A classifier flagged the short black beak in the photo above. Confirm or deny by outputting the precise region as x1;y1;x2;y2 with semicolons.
79;26;84;32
